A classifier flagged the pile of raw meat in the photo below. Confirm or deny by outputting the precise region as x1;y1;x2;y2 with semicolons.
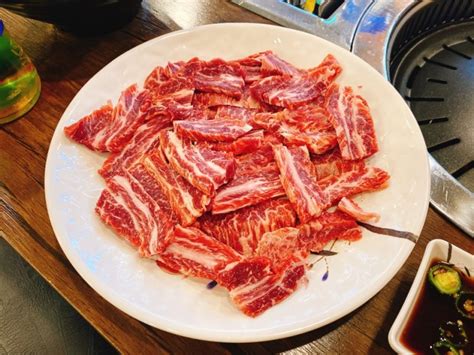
64;51;390;317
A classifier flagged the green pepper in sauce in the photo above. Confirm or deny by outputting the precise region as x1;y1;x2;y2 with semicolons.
455;292;474;320
428;264;462;296
431;340;462;355
439;320;468;348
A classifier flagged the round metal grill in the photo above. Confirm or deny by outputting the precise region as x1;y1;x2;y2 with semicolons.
391;21;474;192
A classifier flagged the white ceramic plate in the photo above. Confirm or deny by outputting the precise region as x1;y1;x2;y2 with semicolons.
45;23;430;342
389;239;474;353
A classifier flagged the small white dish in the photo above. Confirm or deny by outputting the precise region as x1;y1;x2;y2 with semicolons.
388;239;474;353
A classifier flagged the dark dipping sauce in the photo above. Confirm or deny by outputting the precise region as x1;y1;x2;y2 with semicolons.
400;258;474;354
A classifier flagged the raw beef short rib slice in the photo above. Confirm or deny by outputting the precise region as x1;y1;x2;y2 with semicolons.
160;130;236;195
325;83;378;160
250;75;323;110
147;76;195;105
97;85;147;152
279;125;337;155
193;92;245;108
174;118;252;142
252;104;332;131
217;256;306;317
162;61;185;77
98;119;169;179
144;65;169;90
139;100;208;124
233;51;270;67
97;173;169;257
258;51;301;77
235;144;276;175
64;102;114;152
198;198;296;256
128;163;176;219
169;57;204;78
240;64;263;84
338;197;380;223
206;130;263;156
319;165;390;206
256;227;310;267
192;88;264;111
311;147;365;180
232;50;301;78
278;105;333;130
251;105;337;154
194;59;245;98
249;112;279;131
127;163;178;256
95;189;142;248
156;225;241;279
299;210;362;252
64;85;148;153
211;164;286;214
308;54;343;91
142;149;210;226
273;144;328;222
214;106;256;123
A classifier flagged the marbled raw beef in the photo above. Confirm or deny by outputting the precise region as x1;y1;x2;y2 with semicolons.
198;198;296;256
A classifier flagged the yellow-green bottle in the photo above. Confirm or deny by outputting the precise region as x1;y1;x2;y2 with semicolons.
0;20;41;124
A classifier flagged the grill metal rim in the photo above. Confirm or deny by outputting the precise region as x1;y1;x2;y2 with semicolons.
386;1;474;237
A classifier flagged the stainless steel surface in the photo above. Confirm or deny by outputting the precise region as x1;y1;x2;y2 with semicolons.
429;156;474;237
234;0;474;237
384;2;474;237
232;0;372;50
351;0;416;77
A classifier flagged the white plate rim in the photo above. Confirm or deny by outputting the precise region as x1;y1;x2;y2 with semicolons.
44;22;431;343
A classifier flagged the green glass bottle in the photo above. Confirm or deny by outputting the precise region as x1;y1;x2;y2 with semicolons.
0;20;41;124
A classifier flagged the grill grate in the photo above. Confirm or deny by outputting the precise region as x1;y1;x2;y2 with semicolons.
390;0;474;58
391;21;474;192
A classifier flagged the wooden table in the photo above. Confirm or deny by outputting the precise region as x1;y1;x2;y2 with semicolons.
1;1;472;353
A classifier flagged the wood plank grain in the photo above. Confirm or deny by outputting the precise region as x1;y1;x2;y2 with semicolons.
0;1;472;354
